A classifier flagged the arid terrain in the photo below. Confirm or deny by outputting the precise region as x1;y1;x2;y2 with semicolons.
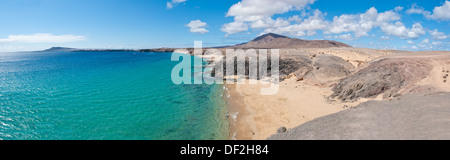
216;33;450;140
231;48;450;140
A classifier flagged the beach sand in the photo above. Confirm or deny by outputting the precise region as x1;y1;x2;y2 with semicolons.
226;77;368;140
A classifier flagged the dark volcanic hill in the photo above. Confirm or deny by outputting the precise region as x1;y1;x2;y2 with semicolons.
42;47;77;52
229;33;351;49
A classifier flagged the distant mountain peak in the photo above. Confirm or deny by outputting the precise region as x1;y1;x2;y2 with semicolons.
252;33;289;41
231;33;351;49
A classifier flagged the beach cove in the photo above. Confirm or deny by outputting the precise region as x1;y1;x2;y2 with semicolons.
224;78;366;140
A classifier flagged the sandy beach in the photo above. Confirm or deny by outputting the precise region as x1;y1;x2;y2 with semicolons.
225;77;368;140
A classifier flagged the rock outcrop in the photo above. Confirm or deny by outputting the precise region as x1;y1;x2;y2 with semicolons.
331;58;432;101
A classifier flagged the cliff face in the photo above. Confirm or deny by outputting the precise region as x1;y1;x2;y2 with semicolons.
229;33;351;49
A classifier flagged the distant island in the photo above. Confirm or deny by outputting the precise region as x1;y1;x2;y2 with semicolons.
43;47;78;52
42;47;139;52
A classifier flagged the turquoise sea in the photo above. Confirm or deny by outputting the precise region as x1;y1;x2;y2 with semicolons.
0;51;229;140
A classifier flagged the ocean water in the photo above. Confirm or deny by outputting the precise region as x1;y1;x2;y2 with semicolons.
0;51;229;140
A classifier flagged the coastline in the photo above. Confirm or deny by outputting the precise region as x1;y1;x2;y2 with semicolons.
224;83;255;140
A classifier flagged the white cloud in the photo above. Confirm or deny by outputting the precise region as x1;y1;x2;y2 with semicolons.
334;33;353;41
250;17;290;29
417;38;448;50
0;33;86;43
405;3;427;15
288;15;302;23
419;41;444;50
263;9;327;37
222;1;404;38
427;1;450;21
221;21;249;35
394;6;404;12
406;1;450;21
226;0;316;20
186;20;209;34
417;44;426;48
380;36;390;40
166;2;173;9
380;22;425;39
248;7;408;39
327;7;401;38
167;0;187;9
407;40;414;44
429;29;448;40
222;0;316;35
221;3;429;40
432;41;443;46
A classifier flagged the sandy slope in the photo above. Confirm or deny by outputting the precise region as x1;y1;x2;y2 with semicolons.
295;48;394;66
408;52;450;93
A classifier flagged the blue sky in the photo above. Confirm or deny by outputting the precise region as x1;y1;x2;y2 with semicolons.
0;0;448;52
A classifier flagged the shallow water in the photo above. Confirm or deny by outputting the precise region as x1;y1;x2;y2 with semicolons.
0;51;229;140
